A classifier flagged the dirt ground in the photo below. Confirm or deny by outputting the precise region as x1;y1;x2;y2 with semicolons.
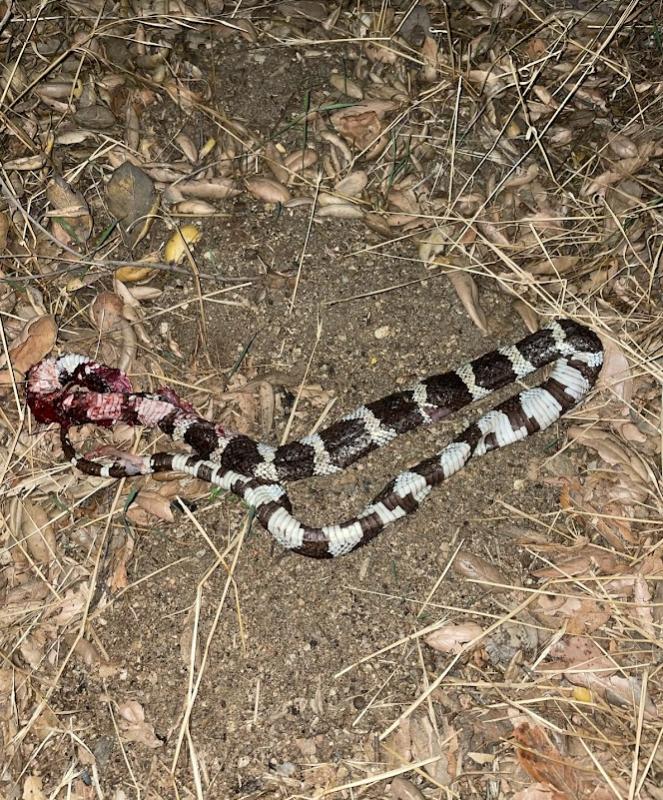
74;220;563;797
45;57;573;800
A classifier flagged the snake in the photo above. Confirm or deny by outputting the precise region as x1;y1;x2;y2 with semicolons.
26;319;603;558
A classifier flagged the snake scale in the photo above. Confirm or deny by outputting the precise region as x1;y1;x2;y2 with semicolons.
26;319;603;558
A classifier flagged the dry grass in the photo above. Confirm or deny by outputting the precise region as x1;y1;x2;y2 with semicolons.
1;1;662;798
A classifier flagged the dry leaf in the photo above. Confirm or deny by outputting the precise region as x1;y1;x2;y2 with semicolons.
106;162;159;248
564;671;658;719
107;534;134;593
334;170;367;198
453;550;507;586
514;722;585;797
20;500;57;566
51;587;87;626
283;148;318;173
179;606;201;670
316;203;364;219
390;776;425;800
425;622;484;654
91;292;124;332
22;775;47;800
383;718;412;767
330;72;363;99
597;335;632;402
133;490;175;522
74;638;103;667
449;272;488;333
549;636;615;673
115;260;158;283
117;700;162;748
46;174;92;246
245;177;290;205
513;785;567;800
175;179;239;200
409;714;456;785
608;133;638;158
0;210;9;251
526;256;580;276
164;225;201;264
633;575;655;639
331;101;396;149
1;315;57;385
421;35;439;82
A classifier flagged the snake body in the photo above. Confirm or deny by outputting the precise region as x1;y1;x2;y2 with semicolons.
26;319;603;558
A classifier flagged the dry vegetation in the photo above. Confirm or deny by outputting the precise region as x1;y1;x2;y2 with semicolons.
1;0;662;798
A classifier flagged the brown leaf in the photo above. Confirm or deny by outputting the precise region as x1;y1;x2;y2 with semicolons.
331;101;396;149
90;292;124;332
107;534;134;593
20;500;58;566
0;210;10;251
532;594;610;635
50;587;87;626
21;775;47;800
330;73;363;99
164;225;201;264
2;315;57;381
453;550;507;586
549;636;615;674
634;575;655;639
513;785;568;800
106;162;159;249
334;170;367;198
118;700;162;748
449;272;488;333
133;490;174;523
409;714;456;786
425;622;484;654
383;718;412;767
526;256;580;276
46;174;92;246
174;179;240;200
179;606;201;670
514;723;584;797
390;776;425;800
245;177;291;205
597;335;632;402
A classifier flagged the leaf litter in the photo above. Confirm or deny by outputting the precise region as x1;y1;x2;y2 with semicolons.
0;1;662;798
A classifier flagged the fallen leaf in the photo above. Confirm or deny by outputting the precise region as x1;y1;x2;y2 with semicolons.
106;162;159;249
1;315;57;382
46;174;92;246
118;700;162;748
245;177;291;204
513;785;567;800
133;490;175;522
390;776;425;800
22;775;47;800
514;722;585;797
449;272;488;333
331;100;396;149
453;550;507;586
597;335;632;402
564;671;658;720
425;622;484;654
410;714;456;786
164;225;201;264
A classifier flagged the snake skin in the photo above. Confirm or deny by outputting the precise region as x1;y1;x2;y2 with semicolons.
26;319;603;558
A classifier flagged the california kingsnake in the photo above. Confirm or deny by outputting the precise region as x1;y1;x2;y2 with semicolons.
26;319;603;558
